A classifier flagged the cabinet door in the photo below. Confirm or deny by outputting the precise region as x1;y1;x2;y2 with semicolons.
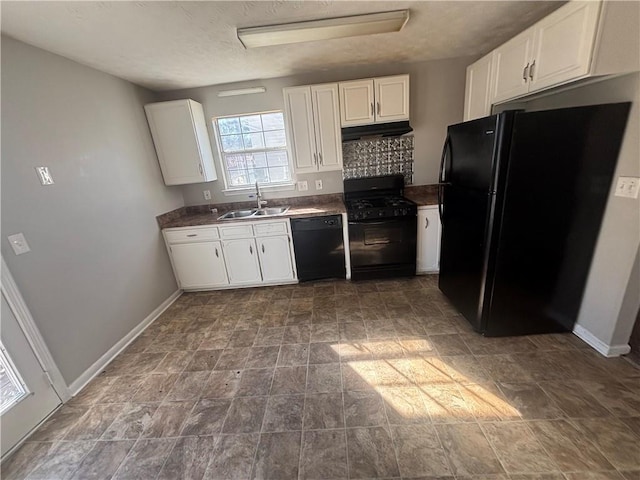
416;208;442;273
257;235;295;283
170;241;228;289
464;53;494;121
222;238;262;285
311;84;343;172
283;86;317;173
145;100;215;186
529;1;601;92
374;75;410;123
491;28;535;103
339;79;375;127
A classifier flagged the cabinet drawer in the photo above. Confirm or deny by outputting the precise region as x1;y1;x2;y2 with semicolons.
254;221;289;237
165;227;219;244
219;224;254;239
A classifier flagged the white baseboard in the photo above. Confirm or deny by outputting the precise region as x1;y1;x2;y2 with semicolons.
573;324;631;357
68;289;182;396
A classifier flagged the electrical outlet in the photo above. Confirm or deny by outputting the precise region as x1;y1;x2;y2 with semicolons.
315;179;323;190
297;181;308;191
7;233;30;255
203;190;211;200
615;176;640;199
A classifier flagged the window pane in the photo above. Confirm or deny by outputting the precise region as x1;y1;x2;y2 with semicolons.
228;169;249;186
248;168;270;184
264;129;286;148
0;346;27;414
261;112;285;131
221;134;244;152
269;166;290;182
225;154;246;170
246;152;267;168
242;133;265;150
240;115;262;133
266;150;289;167
218;117;241;135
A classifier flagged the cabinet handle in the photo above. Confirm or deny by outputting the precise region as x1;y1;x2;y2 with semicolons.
313;152;318;165
318;152;323;166
262;244;265;253
249;245;253;255
529;60;535;80
425;217;430;229
370;102;374;116
376;102;381;115
215;247;219;257
186;234;197;237
198;163;203;176
523;63;529;82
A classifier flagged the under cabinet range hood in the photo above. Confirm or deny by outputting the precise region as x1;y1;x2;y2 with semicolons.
341;121;413;141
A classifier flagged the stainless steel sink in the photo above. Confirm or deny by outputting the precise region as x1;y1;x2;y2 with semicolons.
253;206;290;216
217;206;289;220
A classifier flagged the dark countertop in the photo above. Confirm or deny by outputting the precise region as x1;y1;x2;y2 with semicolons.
157;194;346;229
157;184;439;229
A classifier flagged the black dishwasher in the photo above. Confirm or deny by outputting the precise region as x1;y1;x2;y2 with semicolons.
291;215;346;282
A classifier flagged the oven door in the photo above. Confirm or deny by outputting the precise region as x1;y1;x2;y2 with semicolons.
348;217;417;272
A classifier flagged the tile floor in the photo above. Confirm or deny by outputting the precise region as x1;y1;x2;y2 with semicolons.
3;276;640;480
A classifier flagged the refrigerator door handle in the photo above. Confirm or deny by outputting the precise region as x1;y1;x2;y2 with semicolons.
438;135;452;221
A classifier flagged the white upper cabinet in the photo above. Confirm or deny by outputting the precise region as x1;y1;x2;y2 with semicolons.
464;52;495;121
144;99;217;186
338;79;375;126
339;75;410;127
529;1;601;91
375;75;410;123
284;83;342;173
491;29;535;104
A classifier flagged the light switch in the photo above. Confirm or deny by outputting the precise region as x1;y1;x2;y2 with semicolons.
35;166;54;185
315;180;323;190
7;233;31;255
615;176;640;199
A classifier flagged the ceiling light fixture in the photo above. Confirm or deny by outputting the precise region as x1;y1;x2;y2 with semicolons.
217;87;267;97
236;10;410;49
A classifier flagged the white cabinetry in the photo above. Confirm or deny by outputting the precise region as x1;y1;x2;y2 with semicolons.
339;75;410;127
283;84;342;173
144;99;217;186
464;52;495;121
163;219;297;291
491;1;601;104
416;206;442;273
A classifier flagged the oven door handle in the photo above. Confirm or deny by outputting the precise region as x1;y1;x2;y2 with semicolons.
348;219;412;226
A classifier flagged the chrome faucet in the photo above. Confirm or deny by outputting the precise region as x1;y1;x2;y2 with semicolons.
255;181;267;209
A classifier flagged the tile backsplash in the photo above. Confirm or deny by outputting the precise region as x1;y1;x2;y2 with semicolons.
342;135;414;185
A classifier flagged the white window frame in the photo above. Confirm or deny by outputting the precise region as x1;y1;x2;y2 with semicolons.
212;110;296;193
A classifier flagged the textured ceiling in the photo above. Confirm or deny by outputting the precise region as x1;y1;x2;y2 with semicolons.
0;1;563;91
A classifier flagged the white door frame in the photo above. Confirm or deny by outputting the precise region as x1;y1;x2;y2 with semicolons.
1;257;69;403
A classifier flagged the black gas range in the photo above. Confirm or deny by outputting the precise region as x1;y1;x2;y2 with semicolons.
344;175;418;280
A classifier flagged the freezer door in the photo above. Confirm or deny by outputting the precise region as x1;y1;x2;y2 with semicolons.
485;103;631;336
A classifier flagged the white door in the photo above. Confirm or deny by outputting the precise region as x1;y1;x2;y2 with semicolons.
222;238;263;285
464;53;494;121
170;242;228;289
339;79;375;127
492;28;535;103
374;75;410;123
283;86;317;173
311;84;342;172
529;1;600;92
1;293;61;457
416;207;442;273
257;236;295;283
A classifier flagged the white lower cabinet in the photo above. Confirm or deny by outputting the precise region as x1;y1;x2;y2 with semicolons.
417;206;442;273
164;220;297;291
257;235;295;282
222;238;262;285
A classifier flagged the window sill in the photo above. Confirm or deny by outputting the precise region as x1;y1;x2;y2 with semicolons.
221;183;297;196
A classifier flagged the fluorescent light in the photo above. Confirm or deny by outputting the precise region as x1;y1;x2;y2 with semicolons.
237;10;410;49
217;87;267;97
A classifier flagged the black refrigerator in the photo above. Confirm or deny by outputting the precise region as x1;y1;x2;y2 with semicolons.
438;103;630;336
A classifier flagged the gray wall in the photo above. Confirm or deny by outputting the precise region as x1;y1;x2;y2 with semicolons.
1;37;184;385
156;57;473;206
516;72;640;349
